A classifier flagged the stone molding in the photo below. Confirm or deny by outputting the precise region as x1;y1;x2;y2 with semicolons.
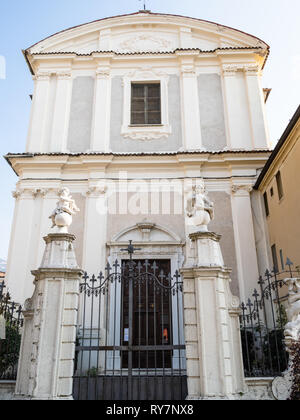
189;231;222;243
231;184;253;195
181;265;232;277
33;71;72;81
222;64;260;76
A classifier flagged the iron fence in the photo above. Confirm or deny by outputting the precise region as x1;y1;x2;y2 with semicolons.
240;259;299;378
73;241;187;401
0;280;23;380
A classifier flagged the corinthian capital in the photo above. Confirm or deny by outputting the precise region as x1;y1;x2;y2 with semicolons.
56;71;72;80
231;184;253;195
96;67;111;79
85;186;107;198
33;72;52;81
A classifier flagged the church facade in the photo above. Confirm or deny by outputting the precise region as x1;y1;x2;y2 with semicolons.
5;11;271;309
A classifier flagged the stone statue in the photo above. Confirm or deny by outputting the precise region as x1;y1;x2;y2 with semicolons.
49;188;80;233
284;278;300;350
185;181;214;232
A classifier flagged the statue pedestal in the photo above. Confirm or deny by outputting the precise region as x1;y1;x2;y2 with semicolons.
189;231;224;267
15;233;83;400
181;231;245;399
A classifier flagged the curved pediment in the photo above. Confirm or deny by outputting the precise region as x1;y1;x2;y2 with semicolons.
112;223;182;244
27;12;269;56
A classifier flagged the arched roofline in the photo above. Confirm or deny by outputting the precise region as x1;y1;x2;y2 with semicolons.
26;11;269;53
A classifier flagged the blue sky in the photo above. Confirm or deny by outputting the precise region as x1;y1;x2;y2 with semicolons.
0;0;299;261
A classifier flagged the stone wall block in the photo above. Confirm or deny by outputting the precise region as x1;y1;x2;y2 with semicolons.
63;309;78;325
61;325;77;343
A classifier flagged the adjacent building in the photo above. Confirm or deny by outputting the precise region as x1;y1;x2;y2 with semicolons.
254;105;300;273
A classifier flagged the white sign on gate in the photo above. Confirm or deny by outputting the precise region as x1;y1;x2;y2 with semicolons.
0;315;6;340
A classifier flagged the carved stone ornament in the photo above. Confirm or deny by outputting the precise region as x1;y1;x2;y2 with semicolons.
185;180;214;232
12;188;49;199
284;278;300;350
122;130;170;141
85;186;107;197
49;188;80;233
272;372;292;400
222;64;260;76
118;35;172;53
232;184;253;194
96;67;110;79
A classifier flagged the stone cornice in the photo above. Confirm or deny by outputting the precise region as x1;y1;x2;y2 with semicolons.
43;233;76;243
180;266;232;277
189;231;222;242
6;151;271;178
31;268;83;278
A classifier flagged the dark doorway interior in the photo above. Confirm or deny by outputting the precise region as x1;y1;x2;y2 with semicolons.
121;259;172;369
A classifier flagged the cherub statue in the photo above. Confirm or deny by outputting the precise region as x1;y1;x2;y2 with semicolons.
49;188;80;233
185;181;214;232
284;278;300;351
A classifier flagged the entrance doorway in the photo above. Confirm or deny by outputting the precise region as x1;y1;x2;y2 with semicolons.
73;242;187;400
121;259;172;369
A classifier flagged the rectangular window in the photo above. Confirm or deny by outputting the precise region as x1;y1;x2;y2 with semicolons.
263;192;269;217
131;83;161;125
280;249;284;270
271;244;279;273
276;171;284;200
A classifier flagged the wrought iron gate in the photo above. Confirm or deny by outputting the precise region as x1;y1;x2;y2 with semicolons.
0;281;23;380
73;242;187;400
